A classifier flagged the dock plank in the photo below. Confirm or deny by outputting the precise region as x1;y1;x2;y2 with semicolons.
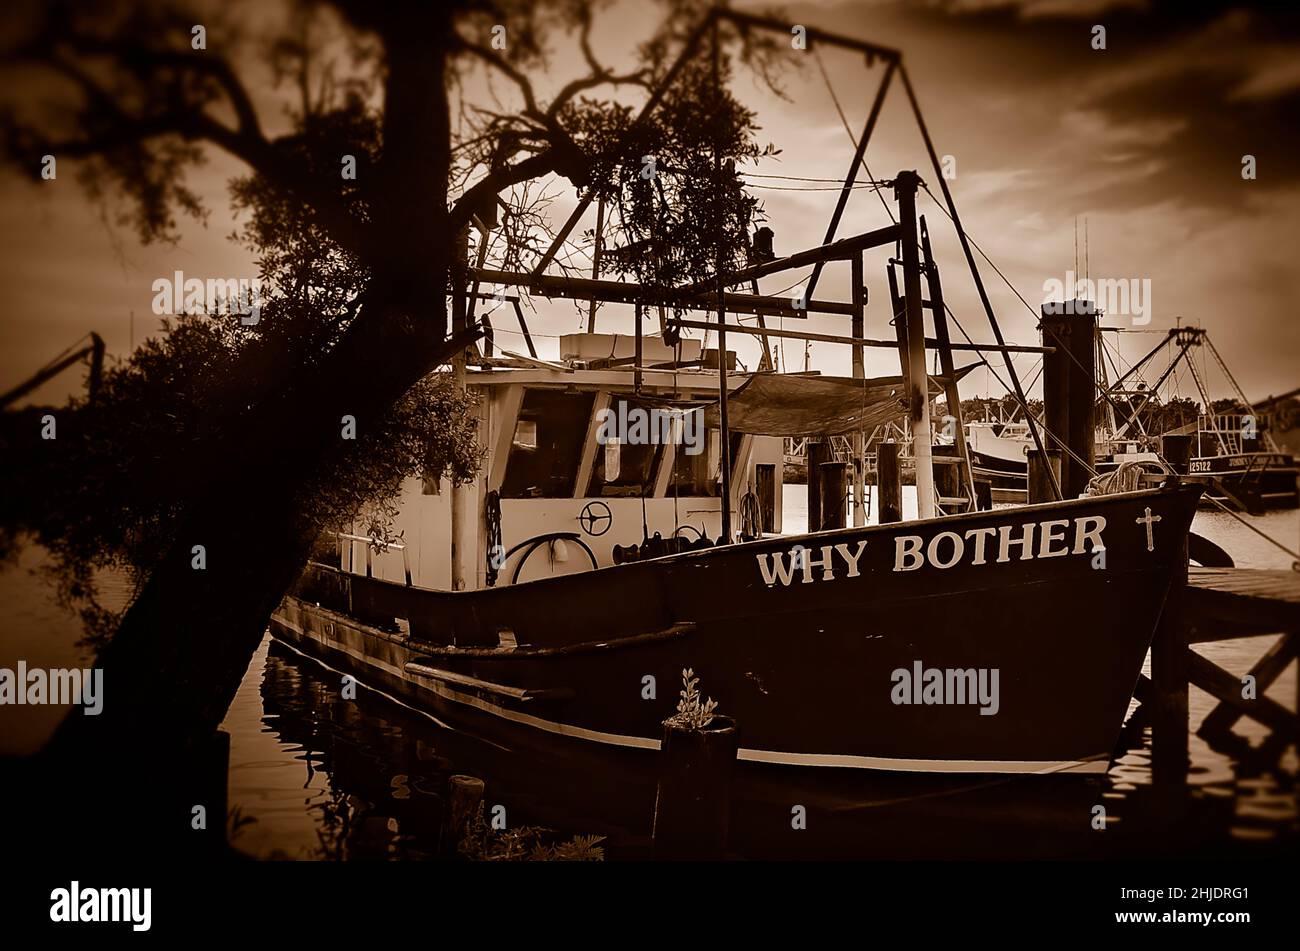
1189;567;1300;602
1184;567;1300;641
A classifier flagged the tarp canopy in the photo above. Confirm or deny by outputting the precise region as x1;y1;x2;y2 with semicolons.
701;366;977;437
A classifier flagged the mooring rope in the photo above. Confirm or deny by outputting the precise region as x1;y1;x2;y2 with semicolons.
813;46;896;224
1090;457;1300;563
1084;460;1154;496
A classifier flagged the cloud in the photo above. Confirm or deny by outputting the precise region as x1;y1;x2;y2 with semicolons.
936;0;1150;17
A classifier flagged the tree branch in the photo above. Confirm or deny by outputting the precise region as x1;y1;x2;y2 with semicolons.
453;35;542;118
8;37;367;257
449;150;559;233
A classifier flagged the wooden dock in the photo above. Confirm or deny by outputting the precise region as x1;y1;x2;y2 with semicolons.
1137;564;1300;783
1186;567;1300;635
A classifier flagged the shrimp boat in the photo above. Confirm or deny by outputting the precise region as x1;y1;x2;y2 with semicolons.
271;14;1202;789
1103;327;1299;512
271;231;1200;780
962;325;1299;512
275;468;1199;777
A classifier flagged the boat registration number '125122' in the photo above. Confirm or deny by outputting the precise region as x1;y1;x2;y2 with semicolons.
755;515;1108;587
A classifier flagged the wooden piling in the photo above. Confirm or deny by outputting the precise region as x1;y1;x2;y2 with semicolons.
932;445;963;507
441;774;485;858
1150;537;1190;786
1040;304;1096;498
921;217;975;506
1027;449;1063;505
652;716;739;860
818;461;849;530
878;441;902;524
1161;434;1191;474
807;440;830;531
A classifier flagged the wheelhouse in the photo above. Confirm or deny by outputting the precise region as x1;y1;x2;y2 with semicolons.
329;335;784;592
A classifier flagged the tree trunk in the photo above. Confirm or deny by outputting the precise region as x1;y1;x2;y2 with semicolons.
24;12;465;857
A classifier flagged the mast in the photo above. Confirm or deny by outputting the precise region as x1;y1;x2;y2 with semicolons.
899;64;1060;502
851;250;867;526
920;216;975;506
894;171;935;519
711;16;732;543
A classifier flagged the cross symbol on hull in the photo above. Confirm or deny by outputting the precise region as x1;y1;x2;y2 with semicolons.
1136;506;1162;552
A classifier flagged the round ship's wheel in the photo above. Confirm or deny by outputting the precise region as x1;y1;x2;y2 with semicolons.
578;500;613;537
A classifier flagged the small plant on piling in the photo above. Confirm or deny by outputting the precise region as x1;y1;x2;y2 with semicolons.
665;668;718;730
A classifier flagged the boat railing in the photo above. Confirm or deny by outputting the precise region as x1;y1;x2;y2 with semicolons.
334;531;413;587
1198;413;1261;456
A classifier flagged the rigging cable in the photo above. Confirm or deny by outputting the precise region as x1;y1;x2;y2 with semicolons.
813;46;896;224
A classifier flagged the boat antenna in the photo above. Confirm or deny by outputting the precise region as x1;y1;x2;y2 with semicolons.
1084;217;1089;287
641;476;650;541
672;452;681;535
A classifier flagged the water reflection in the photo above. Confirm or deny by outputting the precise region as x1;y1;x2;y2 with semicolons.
1101;636;1298;857
224;639;464;859
224;638;635;860
224;630;1297;860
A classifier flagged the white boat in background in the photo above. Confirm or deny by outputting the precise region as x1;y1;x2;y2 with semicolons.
965;420;1031;502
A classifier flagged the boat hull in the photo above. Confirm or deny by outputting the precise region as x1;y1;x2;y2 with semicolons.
272;485;1201;777
1184;453;1299;510
969;449;1029;502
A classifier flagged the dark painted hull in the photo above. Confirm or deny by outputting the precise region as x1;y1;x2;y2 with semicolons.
273;485;1201;778
1184;453;1299;509
973;448;1298;510
969;450;1028;502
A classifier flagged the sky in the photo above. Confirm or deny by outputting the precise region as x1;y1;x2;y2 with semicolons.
2;0;1297;408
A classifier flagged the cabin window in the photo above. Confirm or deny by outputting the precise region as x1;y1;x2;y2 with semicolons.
670;426;722;496
513;419;538;450
500;389;595;498
588;396;666;497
